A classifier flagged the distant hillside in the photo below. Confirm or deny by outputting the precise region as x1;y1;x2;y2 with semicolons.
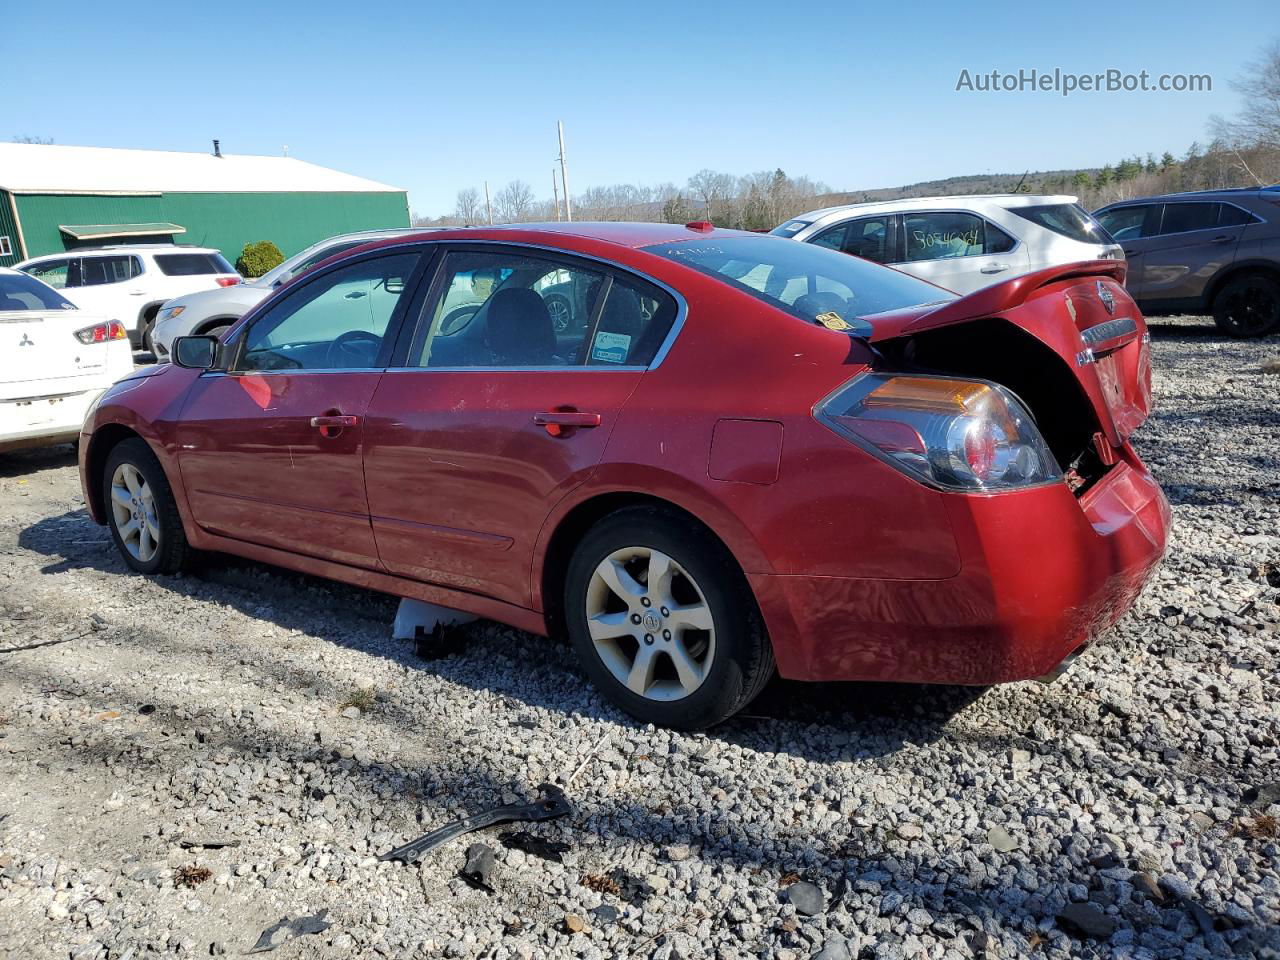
814;168;1100;207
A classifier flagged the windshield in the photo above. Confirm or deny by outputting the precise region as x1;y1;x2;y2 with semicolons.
769;219;812;237
643;235;953;325
0;271;76;311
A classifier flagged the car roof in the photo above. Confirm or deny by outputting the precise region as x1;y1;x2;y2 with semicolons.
358;221;763;250
788;194;1080;222
19;245;223;261
1097;185;1280;207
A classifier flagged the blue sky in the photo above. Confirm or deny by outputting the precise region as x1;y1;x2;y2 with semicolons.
2;0;1269;216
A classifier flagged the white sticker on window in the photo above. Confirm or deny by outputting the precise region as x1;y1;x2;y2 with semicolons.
591;330;632;364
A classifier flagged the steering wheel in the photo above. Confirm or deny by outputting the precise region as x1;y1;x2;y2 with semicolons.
325;329;382;368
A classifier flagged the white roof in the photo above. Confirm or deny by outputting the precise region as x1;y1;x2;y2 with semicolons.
794;194;1079;222
0;142;403;195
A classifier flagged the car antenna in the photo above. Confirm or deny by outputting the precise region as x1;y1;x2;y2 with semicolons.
1012;170;1029;194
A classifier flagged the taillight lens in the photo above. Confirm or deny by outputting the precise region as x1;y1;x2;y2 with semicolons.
215;277;241;287
817;374;1061;492
74;321;128;344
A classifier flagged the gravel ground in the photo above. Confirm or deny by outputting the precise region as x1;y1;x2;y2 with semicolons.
1;316;1278;960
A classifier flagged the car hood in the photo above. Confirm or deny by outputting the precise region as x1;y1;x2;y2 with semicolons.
165;282;270;313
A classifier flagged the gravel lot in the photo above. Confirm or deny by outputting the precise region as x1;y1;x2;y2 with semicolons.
1;316;1278;960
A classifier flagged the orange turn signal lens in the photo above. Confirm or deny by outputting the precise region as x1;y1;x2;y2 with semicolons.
862;376;991;414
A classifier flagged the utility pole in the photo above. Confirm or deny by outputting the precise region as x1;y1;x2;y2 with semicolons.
557;121;572;222
552;168;561;221
484;181;493;225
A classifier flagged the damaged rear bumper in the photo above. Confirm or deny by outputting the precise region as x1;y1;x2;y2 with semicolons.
752;444;1170;685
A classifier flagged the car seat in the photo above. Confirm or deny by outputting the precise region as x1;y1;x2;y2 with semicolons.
484;288;556;366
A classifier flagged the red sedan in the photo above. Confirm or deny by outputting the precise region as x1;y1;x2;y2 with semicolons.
79;223;1169;729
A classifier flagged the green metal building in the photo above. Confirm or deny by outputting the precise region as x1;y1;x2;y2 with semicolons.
0;141;409;269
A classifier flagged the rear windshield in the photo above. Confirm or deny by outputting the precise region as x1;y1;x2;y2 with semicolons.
0;272;76;311
642;235;952;325
1009;204;1114;245
154;252;236;276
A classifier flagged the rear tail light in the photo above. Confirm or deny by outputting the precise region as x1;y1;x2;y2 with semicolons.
215;277;241;287
817;374;1061;492
74;321;128;344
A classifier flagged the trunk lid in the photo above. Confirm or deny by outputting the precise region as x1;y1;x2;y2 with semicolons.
865;261;1150;447
0;310;112;401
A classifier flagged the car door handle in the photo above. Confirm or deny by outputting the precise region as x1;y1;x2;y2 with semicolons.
1209;234;1233;244
129;290;146;295
533;411;601;437
979;263;1009;274
534;412;601;427
344;290;368;299
310;415;360;428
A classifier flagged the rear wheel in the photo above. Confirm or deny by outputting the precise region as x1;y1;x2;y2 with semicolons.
1212;274;1280;338
103;438;190;575
564;507;774;729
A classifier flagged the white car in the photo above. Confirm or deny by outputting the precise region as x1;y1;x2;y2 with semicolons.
16;245;241;352
772;195;1123;294
150;228;421;359
0;267;133;453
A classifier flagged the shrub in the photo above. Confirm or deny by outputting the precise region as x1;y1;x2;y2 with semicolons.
236;240;284;278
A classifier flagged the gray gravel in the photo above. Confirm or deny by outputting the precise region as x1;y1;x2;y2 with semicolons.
1;315;1278;960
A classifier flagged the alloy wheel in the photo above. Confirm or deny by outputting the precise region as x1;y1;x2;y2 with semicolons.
1222;285;1280;336
109;462;161;563
584;547;717;701
546;297;571;333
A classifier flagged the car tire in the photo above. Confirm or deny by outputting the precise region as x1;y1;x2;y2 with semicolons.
563;506;774;729
1212;274;1280;338
203;323;231;340
102;438;190;575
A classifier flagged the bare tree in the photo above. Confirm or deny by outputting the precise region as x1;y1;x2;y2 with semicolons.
1211;39;1280;149
11;135;54;144
454;188;482;224
495;180;534;222
687;169;737;224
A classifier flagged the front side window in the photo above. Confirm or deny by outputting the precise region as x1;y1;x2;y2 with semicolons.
842;217;892;262
23;258;79;289
643;235;951;327
0;271;76;311
902;212;995;261
237;253;418;371
81;255;140;286
809;225;847;252
1159;202;1220;235
1096;205;1157;241
154;252;236;276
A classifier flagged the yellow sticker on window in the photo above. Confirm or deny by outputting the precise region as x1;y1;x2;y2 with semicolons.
816;312;852;331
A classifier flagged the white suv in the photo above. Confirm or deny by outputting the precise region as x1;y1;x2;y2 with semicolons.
773;195;1122;294
150;228;421;359
16;245;240;352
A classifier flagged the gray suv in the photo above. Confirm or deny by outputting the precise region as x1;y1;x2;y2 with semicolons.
1095;186;1280;337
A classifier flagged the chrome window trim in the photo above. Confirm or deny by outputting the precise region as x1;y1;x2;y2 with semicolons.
357;237;689;372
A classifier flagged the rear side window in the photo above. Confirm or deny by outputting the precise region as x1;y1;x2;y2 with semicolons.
585;275;677;366
1096;205;1158;241
154;252;236;276
1217;204;1256;227
1160;203;1220;235
902;212;1011;261
81;255;141;286
1009;203;1113;244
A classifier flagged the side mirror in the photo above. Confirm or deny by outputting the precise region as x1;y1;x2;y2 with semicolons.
272;272;290;288
173;335;219;370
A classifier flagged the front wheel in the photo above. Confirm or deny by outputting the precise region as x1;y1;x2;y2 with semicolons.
1212;275;1280;338
103;438;190;575
564;507;774;729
